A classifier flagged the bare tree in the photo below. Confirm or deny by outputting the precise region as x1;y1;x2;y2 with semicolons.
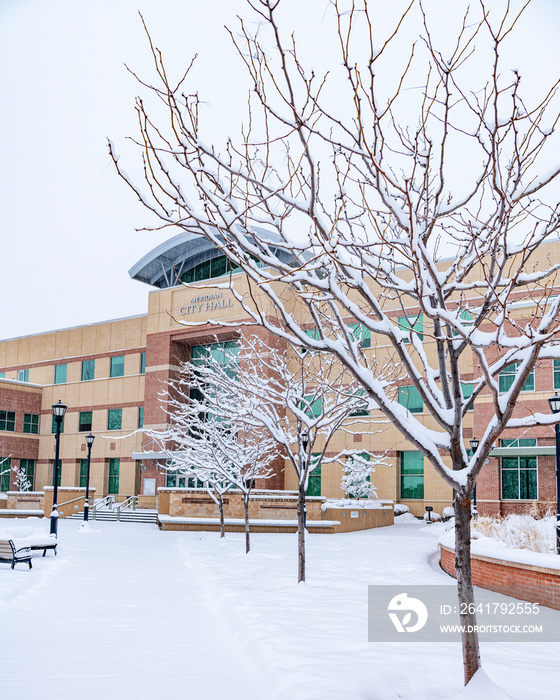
187;335;387;581
149;348;278;552
110;0;560;684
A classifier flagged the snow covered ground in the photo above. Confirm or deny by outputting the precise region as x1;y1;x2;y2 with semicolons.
1;518;559;699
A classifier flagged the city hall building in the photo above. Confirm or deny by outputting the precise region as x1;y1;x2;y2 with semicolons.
0;233;559;517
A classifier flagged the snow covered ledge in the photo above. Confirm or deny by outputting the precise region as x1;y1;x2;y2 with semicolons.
439;531;560;611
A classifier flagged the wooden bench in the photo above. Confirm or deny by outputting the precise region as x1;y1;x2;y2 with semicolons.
0;539;32;569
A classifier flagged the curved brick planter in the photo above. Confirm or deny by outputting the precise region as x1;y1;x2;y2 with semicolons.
439;543;560;611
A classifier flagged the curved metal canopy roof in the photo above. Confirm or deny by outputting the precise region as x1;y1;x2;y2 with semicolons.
128;228;294;289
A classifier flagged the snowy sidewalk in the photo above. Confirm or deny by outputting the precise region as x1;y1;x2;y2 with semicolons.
0;521;268;700
1;519;560;699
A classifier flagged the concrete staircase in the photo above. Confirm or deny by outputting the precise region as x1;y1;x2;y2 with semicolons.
67;508;159;524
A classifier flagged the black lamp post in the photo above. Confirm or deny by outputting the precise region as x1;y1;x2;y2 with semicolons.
51;399;67;536
83;433;95;522
547;392;560;554
470;437;480;512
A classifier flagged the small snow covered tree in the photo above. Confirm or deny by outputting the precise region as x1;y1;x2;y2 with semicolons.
184;335;387;581
111;0;560;684
148;346;278;552
341;453;377;501
12;464;32;492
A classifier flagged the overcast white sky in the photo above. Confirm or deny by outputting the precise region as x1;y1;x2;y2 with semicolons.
0;0;558;340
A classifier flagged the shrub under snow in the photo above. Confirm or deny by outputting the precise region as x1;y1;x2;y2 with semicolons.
394;504;409;516
423;511;441;522
472;514;555;553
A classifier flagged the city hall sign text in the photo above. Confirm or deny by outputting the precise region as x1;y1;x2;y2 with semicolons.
178;292;234;316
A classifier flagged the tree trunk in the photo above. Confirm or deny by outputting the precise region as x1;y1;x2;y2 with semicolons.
454;492;481;685
243;493;250;554
297;485;306;583
218;494;225;538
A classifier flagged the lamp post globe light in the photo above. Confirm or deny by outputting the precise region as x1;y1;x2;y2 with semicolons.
469;438;480;513
547;393;560;555
83;433;95;522
51;399;67;537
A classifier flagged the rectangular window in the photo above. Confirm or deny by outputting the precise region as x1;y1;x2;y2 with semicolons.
306;456;321;497
81;360;95;381
0;372;5;378
397;385;423;413
350;390;370;417
17;369;29;382
19;459;35;490
0;457;11;491
51;414;65;434
461;383;474;411
79;459;88;488
79;411;92;432
398;314;424;342
499;363;534;393
191;341;240;367
108;458;120;494
23;413;39;434
110;355;125;378
349;323;371;348
140;353;146;375
107;408;122;431
54;364;67;384
0;410;16;432
554;359;560;390
302;396;323;418
501;438;537;449
138;406;144;429
501;456;537;500
400;451;424;499
51;460;62;487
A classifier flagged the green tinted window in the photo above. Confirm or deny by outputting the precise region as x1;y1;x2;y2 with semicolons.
51;460;61;487
79;412;92;432
400;451;424;499
397;386;423;413
302;396;323;418
79;459;88;488
461;383;474;411
306;457;321;497
110;356;125;378
554;360;560;390
54;364;67;384
398;314;424;342
140;353;146;375
81;360;95;381
18;369;29;382
51;415;65;434
501;456;537;499
499;363;534;393
0;457;11;491
349;323;371;348
0;411;16;432
138;406;144;429
23;413;39;434
107;409;122;431
108;458;120;494
19;459;35;490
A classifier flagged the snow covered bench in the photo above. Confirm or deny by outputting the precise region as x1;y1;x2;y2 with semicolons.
0;539;32;570
29;538;57;557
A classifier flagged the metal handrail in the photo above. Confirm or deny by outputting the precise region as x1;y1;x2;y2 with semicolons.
56;495;87;508
116;496;139;521
91;496;115;519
